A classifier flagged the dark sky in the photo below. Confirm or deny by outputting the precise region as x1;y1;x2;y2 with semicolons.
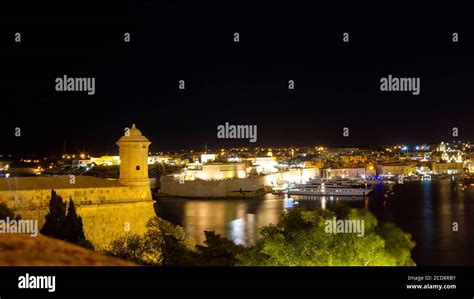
1;2;473;155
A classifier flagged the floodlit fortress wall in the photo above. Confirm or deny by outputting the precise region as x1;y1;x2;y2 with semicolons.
0;176;155;250
15;201;156;250
0;124;156;249
160;168;319;198
0;176;151;210
160;175;267;198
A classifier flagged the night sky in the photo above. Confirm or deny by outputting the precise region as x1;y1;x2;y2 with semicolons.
1;2;473;155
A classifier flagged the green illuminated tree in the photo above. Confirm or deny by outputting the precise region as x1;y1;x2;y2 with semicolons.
107;217;196;266
107;233;149;265
237;208;415;266
143;217;196;266
107;208;415;267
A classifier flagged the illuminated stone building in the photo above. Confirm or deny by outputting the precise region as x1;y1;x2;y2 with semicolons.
376;162;417;176
431;162;464;174
320;167;374;179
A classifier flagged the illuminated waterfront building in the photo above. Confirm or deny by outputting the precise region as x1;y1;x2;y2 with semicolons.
376;162;417;176
320;167;374;179
431;162;464;174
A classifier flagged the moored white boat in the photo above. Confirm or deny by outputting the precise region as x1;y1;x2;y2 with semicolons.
288;177;372;197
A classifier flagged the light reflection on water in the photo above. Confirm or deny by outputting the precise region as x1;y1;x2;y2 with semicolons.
154;194;370;245
155;180;474;265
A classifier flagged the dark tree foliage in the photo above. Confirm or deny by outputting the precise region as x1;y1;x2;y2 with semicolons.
40;190;93;249
0;202;21;221
40;190;67;240
194;231;246;266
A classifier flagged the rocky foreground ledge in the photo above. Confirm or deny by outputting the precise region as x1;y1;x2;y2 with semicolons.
0;234;134;266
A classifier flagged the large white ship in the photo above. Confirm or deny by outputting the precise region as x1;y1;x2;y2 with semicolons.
288;177;372;197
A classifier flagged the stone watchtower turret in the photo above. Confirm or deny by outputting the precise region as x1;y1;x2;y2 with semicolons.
116;124;152;200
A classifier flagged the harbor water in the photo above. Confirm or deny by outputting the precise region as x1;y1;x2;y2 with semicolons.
155;179;474;266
